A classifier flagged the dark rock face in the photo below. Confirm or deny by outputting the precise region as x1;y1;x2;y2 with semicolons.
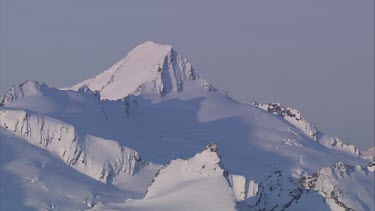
253;102;301;120
367;160;375;172
202;83;217;92
206;142;219;153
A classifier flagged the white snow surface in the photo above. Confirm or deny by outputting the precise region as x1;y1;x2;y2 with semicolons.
93;143;237;211
253;102;366;159
0;128;132;210
0;109;159;192
0;41;374;211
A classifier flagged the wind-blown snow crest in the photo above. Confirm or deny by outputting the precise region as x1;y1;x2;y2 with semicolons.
66;41;213;100
319;135;363;158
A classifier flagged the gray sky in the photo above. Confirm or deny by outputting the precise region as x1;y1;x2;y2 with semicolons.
0;0;374;150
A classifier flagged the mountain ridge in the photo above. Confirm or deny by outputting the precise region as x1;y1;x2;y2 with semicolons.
0;41;373;210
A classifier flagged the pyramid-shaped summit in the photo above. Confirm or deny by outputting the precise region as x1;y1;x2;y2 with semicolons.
67;41;203;100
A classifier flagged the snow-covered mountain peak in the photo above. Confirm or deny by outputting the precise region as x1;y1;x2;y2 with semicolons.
2;42;374;210
101;143;237;211
129;41;172;56
190;142;223;170
66;41;205;100
0;80;46;105
205;141;219;153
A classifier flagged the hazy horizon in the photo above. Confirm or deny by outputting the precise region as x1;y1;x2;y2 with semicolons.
1;0;374;150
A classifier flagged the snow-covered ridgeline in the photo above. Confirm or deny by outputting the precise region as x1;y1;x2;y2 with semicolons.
0;80;48;105
0;109;149;185
253;102;319;141
319;135;363;158
66;41;216;100
0;80;133;122
238;161;374;211
300;161;374;211
253;102;365;159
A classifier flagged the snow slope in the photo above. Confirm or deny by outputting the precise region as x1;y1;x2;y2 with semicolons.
93;143;237;211
1;41;373;210
0;109;160;192
65;41;203;100
0;128;132;210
